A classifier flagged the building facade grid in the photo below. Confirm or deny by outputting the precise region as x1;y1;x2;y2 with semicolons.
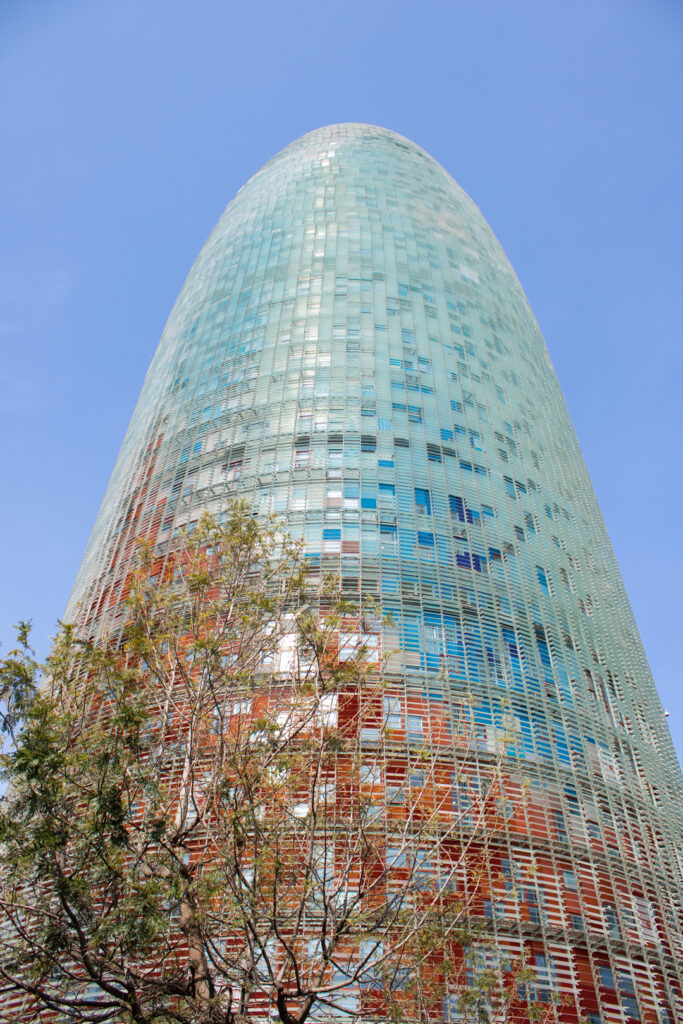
66;124;683;1023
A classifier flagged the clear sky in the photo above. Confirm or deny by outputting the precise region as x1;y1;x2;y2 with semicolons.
1;0;681;763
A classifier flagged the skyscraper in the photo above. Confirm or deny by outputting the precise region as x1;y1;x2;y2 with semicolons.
67;124;682;1021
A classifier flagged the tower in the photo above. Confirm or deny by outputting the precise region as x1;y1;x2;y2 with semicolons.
67;124;683;1022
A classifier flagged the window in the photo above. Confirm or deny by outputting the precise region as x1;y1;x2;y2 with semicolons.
415;487;431;515
597;965;615;989
622;996;640;1021
229;698;252;717
386;845;407;868
617;973;640;1018
323;527;341;553
325;483;341;505
526;887;544;925
383;696;402;730
360;765;382;785
343;482;359;509
359;939;384;990
562;787;580;817
407;715;424;740
604;904;620;937
534;953;556;1001
294;447;310;469
484;899;506;919
554;810;568;841
291;487;306;510
380;523;397;551
563;869;577;890
449;494;465;522
225;458;249;483
385;784;405;805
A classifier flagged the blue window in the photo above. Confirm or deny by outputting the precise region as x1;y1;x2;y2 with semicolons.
415;488;431;515
618;973;635;996
598;965;615;989
622;996;640;1021
449;494;466;522
380;523;397;550
565;788;581;815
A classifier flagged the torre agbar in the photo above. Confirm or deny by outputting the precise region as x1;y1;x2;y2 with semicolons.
66;125;682;1022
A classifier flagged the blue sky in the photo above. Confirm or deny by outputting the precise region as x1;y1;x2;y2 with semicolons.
1;0;681;762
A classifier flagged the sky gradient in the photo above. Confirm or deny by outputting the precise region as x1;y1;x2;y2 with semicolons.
1;0;681;762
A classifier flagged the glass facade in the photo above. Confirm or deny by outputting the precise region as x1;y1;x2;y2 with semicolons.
67;124;683;1021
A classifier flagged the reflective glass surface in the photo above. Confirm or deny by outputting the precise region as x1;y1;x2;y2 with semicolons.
68;125;683;1021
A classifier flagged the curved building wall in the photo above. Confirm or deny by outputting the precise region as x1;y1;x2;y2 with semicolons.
67;124;683;1022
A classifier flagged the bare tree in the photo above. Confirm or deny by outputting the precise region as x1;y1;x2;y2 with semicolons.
0;504;548;1023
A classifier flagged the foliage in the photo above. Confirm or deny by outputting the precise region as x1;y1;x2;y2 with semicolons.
0;504;550;1023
